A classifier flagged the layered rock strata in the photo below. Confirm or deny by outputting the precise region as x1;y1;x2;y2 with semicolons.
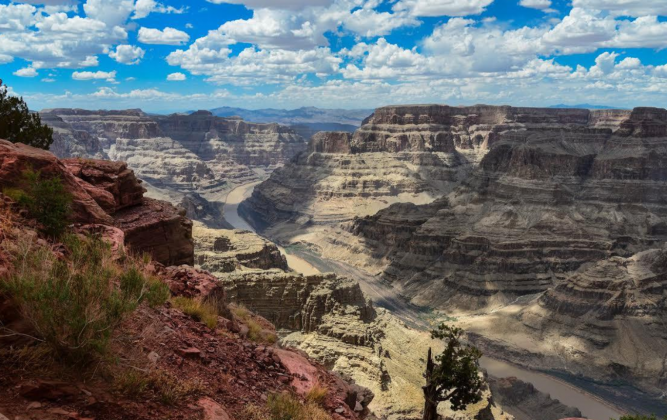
487;376;582;420
0;139;194;267
193;223;288;274
349;106;667;309
43;108;308;227
240;104;667;411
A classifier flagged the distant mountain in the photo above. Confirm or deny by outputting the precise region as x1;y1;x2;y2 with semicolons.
549;103;622;110
209;106;373;127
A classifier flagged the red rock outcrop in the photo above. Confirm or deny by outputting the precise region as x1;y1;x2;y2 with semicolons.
113;197;194;266
63;158;146;212
0;139;113;225
0;140;194;267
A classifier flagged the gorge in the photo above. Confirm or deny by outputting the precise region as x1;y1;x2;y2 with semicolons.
40;103;667;418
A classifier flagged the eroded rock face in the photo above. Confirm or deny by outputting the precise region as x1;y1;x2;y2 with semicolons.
488;377;582;420
63;158;146;213
350;105;667;310
0;139;112;225
222;271;374;339
44;109;308;227
114;198;194;266
193;223;288;274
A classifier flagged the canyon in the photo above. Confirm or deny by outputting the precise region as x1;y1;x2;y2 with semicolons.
40;103;667;418
42;108;309;224
240;104;667;415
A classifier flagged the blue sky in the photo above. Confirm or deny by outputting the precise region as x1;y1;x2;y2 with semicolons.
1;0;667;112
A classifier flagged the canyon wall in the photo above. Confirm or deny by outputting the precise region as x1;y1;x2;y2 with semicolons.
240;104;667;407
43;108;308;226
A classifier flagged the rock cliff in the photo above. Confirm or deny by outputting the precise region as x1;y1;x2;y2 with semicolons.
351;106;667;310
239;104;667;411
0;139;193;266
193;223;288;274
43;108;308;227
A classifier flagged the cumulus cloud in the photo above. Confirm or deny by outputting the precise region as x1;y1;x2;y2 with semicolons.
205;0;335;10
519;0;554;12
572;0;667;16
72;70;117;81
138;27;190;45
394;0;494;17
109;44;145;64
167;72;187;81
83;0;135;27
14;67;38;77
133;0;187;20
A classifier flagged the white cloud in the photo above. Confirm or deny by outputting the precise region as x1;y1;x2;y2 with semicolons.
83;0;135;27
519;0;554;12
138;27;190;45
168;45;341;85
205;0;335;10
394;0;494;17
14;67;38;77
572;0;667;17
0;4;37;32
72;70;117;81
133;0;187;20
109;44;145;64
0;8;127;70
0;54;13;64
42;78;56;82
167;72;187;81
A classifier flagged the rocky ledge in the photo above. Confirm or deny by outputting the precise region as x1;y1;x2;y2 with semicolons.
0;139;193;266
193;223;288;274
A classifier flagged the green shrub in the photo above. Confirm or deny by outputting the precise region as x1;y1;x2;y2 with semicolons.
171;296;220;329
0;79;54;150
3;168;72;238
1;234;169;364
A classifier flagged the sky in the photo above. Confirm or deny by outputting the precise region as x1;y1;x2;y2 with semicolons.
1;0;667;112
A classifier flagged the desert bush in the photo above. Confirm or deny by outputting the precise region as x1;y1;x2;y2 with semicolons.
171;296;221;329
305;383;328;406
3;168;71;238
1;234;169;364
241;393;333;420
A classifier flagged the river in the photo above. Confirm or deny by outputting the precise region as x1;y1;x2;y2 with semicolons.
223;181;626;420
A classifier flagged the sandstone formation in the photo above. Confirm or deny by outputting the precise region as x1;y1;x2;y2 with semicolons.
239;104;667;412
350;106;666;310
193;223;288;274
487;377;582;420
43;108;309;227
0;143;371;420
0;139;193;266
113;197;194;266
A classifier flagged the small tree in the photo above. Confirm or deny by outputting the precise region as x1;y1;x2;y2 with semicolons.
0;79;53;150
422;324;484;420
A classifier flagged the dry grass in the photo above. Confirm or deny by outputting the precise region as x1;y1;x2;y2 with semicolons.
305;383;328;406
171;296;221;329
240;393;333;420
113;368;205;405
1;233;170;365
230;304;278;344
